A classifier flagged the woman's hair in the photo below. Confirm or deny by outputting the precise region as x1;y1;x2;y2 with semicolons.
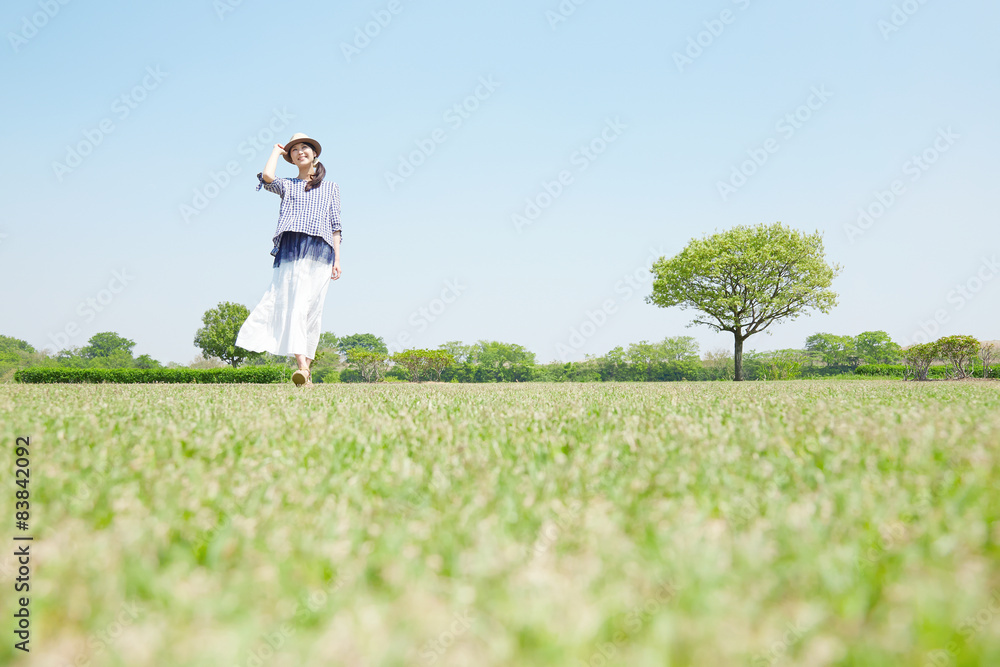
305;159;325;191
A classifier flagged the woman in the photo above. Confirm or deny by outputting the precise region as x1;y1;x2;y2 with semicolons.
235;133;343;386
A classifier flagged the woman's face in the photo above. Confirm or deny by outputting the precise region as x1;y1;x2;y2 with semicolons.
289;142;316;166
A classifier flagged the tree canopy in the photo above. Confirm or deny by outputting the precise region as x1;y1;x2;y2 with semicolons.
471;340;535;368
439;341;474;364
346;348;389;383
337;333;388;357
391;349;455;382
805;333;857;368
854;330;902;365
647;222;840;380
81;332;136;359
193;302;258;367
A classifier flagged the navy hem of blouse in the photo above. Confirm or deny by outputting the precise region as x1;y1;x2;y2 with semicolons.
272;231;335;269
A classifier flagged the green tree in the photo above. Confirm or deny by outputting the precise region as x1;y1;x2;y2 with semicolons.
936;335;979;379
805;333;856;368
756;349;808;380
979;342;997;379
424;350;455;381
854;331;901;365
647;222;840;381
438;341;474;364
0;335;35;359
89;350;136;369
599;346;632;381
472;341;535;381
316;332;340;357
81;332;136;359
621;336;702;380
245;352;296;368
625;340;659;369
901;343;936;381
391;349;430;382
391;349;454;382
337;333;388;357
193;302;259;368
702;347;734;381
135;354;162;369
346;348;389;383
0;335;39;380
55;347;88;367
657;335;700;362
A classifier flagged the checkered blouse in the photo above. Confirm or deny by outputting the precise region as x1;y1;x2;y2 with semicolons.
256;172;343;257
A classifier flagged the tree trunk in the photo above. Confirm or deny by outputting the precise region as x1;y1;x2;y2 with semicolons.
734;335;745;382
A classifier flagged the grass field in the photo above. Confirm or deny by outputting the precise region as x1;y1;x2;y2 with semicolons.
2;380;999;666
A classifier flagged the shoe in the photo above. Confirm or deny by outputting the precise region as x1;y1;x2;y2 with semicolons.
292;369;309;386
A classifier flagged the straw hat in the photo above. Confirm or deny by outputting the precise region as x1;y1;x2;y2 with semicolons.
282;133;322;164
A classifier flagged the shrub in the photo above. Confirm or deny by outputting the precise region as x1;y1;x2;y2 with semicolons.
390;349;455;382
855;364;907;377
901;343;937;381
801;365;854;378
936;335;980;379
311;368;340;384
755;349;807;380
193;302;260;367
346;349;389;383
339;369;362;383
855;364;995;380
979;343;997;379
14;366;292;384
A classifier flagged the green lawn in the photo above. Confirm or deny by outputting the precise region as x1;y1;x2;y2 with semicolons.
2;381;998;666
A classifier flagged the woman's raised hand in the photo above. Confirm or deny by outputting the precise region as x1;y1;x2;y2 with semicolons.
273;143;287;157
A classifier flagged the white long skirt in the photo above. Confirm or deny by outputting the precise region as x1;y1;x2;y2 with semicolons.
236;235;334;359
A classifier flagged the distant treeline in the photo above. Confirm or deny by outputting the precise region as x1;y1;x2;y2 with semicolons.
3;330;995;384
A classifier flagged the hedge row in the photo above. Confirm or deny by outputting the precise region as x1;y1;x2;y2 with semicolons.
14;366;293;384
854;364;907;377
855;364;998;379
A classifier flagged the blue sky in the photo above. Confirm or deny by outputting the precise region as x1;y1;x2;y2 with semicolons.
2;0;997;364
